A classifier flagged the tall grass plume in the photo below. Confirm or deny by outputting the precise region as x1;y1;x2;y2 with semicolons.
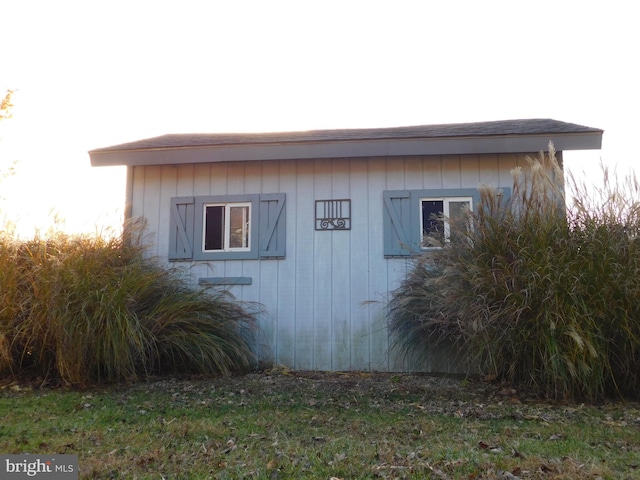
0;221;256;386
389;145;640;401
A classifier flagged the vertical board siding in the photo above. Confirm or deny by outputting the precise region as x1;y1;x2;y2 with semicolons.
293;160;315;370
330;158;352;371
423;156;443;189
312;158;333;370
275;160;297;367
442;155;461;188
460;155;480;187
366;157;390;371
348;158;371;370
345;159;371;370
404;156;424;190
130;166;146;221
142;166;163;256
130;153;522;372
478;154;499;186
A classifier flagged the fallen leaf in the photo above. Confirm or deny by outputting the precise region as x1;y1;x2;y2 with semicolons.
333;452;347;462
221;439;236;454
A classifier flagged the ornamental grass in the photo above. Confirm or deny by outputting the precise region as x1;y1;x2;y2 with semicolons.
389;145;640;401
0;222;256;386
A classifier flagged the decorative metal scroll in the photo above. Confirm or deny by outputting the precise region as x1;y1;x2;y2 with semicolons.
315;199;351;230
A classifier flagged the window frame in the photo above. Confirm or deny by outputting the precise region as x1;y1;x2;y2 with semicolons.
383;188;497;257
169;193;286;262
193;194;260;261
202;201;252;253
419;196;473;249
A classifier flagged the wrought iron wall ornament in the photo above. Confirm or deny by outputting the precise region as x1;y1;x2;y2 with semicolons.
315;199;351;230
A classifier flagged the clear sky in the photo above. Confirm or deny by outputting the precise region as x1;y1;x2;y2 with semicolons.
1;1;637;236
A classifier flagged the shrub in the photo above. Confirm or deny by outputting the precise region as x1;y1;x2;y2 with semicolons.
389;146;640;401
0;223;257;386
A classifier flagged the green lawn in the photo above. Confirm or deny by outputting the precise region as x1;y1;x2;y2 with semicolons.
1;371;639;479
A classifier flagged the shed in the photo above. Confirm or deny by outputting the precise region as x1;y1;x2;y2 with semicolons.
90;119;603;372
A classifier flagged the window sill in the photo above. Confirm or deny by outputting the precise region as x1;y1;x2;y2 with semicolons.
198;277;253;286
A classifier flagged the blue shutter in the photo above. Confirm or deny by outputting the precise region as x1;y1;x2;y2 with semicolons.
383;190;414;257
259;193;286;258
383;187;498;257
168;197;195;261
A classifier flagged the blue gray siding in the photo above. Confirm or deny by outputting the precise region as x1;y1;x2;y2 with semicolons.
129;153;524;372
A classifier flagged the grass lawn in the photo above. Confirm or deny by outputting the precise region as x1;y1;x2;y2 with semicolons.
1;371;639;479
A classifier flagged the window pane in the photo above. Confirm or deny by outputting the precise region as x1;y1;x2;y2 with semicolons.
421;200;443;246
205;206;224;251
448;201;470;221
229;206;250;249
448;200;471;243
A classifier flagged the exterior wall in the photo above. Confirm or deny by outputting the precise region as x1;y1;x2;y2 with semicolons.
129;153;526;372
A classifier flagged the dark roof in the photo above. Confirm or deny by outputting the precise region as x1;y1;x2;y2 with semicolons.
90;119;602;154
90;118;603;167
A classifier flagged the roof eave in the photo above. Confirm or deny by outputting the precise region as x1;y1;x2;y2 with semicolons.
90;131;603;167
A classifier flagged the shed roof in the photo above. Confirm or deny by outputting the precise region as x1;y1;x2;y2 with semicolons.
90;119;603;167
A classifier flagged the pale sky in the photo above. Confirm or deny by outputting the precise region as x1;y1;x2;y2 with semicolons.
1;0;637;236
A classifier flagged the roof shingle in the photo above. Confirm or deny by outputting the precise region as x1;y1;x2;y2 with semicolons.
90;119;602;154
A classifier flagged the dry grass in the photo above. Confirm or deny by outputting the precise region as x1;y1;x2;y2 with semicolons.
389;146;640;401
0;223;257;386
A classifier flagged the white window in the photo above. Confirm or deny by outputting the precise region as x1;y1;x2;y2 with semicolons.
203;202;251;252
170;193;285;261
420;197;472;248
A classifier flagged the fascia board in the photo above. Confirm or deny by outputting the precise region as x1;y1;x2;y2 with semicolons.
90;132;602;167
